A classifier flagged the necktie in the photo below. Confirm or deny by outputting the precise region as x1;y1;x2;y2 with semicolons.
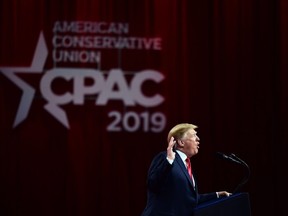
185;158;193;179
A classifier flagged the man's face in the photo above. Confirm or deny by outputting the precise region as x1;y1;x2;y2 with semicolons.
181;129;200;158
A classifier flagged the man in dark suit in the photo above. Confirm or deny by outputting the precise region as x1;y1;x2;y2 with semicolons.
141;123;231;216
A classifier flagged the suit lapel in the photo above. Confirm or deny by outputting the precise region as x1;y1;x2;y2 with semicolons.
175;153;195;189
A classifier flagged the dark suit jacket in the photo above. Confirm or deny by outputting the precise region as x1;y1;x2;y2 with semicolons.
141;151;217;216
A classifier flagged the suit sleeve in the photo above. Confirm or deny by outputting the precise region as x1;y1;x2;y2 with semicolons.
198;192;218;204
146;151;173;193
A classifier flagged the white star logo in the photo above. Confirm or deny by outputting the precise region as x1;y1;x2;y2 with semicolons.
0;32;48;127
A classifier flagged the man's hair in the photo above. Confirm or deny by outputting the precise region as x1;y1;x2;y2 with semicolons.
167;123;198;142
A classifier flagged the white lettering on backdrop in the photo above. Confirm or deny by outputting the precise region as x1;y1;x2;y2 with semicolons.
0;21;166;132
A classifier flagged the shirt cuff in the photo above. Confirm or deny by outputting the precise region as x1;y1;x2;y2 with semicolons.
166;157;174;164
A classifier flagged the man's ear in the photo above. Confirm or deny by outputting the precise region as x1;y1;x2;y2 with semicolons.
178;140;185;147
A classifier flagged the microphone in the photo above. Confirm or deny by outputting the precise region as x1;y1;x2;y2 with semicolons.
216;151;250;193
216;152;242;165
229;153;249;167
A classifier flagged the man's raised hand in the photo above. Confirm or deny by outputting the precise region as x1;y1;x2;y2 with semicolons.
167;136;176;160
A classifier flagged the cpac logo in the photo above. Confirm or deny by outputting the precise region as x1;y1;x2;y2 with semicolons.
0;32;165;129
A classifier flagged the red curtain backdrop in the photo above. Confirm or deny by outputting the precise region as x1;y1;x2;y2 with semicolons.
0;0;287;215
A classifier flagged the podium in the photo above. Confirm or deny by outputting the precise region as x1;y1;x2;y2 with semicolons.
193;193;251;216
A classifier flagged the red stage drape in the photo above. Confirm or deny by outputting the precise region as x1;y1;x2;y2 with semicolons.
0;0;287;215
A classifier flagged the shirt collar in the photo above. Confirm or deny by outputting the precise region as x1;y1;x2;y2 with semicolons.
176;150;188;164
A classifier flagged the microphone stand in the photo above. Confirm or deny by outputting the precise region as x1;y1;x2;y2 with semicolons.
229;153;250;193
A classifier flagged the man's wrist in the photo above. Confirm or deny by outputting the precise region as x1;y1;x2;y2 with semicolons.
166;157;174;164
